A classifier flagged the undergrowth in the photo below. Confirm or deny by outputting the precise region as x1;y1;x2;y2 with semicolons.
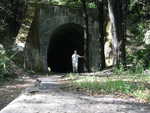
0;45;18;80
66;73;150;102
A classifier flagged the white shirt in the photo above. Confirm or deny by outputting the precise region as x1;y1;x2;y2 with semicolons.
72;54;80;64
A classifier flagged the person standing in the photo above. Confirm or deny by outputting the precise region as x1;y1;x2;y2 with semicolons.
72;50;83;73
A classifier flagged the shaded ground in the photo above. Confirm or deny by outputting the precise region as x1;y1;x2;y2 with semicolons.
0;75;150;113
0;76;35;110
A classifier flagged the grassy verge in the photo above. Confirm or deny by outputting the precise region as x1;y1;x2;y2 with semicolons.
65;73;150;102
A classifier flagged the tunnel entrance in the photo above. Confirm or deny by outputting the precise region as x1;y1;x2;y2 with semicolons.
47;23;84;73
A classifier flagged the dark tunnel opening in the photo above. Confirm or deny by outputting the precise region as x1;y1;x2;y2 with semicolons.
47;23;84;73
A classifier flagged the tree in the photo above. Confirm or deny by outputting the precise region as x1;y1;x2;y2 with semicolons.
107;0;126;67
94;0;106;70
81;0;90;72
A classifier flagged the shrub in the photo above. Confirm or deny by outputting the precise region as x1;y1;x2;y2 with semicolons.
0;45;17;79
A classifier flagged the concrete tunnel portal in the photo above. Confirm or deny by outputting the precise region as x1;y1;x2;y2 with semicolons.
47;23;84;73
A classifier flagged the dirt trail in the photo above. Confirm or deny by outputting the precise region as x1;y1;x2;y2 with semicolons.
0;76;35;110
0;75;150;113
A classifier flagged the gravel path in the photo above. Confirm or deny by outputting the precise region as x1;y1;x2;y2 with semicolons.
0;75;150;113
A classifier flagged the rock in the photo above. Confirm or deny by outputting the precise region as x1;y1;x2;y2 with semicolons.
0;44;4;49
143;69;150;75
144;30;150;45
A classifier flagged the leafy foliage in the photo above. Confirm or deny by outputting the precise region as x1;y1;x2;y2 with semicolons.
0;0;12;37
125;0;150;71
0;45;17;79
0;0;26;45
49;0;96;8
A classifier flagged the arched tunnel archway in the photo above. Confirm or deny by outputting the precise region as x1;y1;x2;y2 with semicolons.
47;23;84;73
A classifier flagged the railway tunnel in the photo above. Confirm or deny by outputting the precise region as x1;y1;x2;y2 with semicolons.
47;23;84;73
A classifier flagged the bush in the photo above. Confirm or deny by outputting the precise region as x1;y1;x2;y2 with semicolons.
0;44;17;79
127;48;150;73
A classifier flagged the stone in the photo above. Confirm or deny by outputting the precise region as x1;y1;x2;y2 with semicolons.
144;30;150;45
0;44;4;49
143;69;150;75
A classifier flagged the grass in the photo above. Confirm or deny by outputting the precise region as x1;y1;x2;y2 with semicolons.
65;73;150;102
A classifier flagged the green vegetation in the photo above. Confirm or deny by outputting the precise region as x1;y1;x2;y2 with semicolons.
126;0;150;70
66;73;150;102
0;46;17;80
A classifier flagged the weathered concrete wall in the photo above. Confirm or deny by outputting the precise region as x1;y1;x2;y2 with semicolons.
25;4;101;72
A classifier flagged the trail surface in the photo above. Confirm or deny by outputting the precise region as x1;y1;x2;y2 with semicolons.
0;75;150;113
0;76;35;110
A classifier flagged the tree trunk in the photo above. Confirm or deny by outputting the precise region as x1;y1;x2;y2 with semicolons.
107;0;126;67
122;0;127;67
95;0;106;70
81;0;90;72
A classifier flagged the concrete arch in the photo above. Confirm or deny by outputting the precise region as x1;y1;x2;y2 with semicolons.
38;6;85;72
47;23;84;73
25;4;101;72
